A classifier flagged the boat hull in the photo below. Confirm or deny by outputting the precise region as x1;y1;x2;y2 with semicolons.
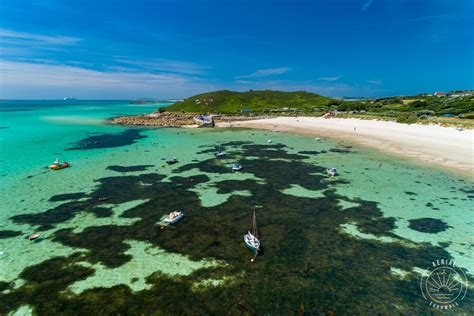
164;213;184;224
49;163;70;170
244;240;259;253
244;233;260;254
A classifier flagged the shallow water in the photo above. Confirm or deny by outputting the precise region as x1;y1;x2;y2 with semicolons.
0;100;472;314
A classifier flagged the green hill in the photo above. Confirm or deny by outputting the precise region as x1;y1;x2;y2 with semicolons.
163;90;474;126
166;90;340;114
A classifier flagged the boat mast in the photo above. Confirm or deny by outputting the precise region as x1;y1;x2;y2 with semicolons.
252;208;258;238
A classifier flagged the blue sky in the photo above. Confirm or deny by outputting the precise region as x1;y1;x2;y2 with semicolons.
0;0;472;99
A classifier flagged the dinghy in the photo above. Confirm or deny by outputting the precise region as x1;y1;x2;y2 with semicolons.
29;234;40;241
166;157;178;165
232;163;242;171
244;209;260;254
49;158;70;170
163;211;184;224
327;167;337;177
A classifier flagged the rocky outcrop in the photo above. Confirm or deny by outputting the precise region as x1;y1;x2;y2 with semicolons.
110;112;196;127
111;112;275;127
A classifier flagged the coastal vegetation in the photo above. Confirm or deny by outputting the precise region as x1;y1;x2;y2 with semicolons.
166;90;333;113
164;90;474;127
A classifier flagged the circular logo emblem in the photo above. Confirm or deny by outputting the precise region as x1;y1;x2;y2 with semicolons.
420;259;468;310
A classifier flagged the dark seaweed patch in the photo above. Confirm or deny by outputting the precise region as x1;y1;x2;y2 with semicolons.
0;108;34;112
297;150;327;155
2;140;472;314
49;192;87;202
408;218;450;234
67;129;147;150
0;230;22;239
0;281;11;292
329;148;353;154
405;191;417;196
106;165;154;172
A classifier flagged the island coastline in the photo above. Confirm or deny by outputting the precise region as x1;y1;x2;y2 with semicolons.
218;117;473;177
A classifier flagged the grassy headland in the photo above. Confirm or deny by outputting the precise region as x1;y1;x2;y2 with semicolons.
166;90;333;113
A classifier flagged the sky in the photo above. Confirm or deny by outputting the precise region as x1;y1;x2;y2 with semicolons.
0;0;472;99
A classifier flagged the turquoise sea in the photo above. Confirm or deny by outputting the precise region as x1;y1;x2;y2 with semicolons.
0;100;472;314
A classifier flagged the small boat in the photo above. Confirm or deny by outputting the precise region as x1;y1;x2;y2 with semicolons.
166;157;178;165
267;139;272;143
244;209;260;254
163;211;184;224
232;163;242;171
327;168;337;177
49;158;70;170
29;234;40;241
216;145;226;157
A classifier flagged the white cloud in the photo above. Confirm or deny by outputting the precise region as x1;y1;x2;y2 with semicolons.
234;79;382;97
0;29;82;46
367;79;382;85
361;0;373;11
407;13;456;22
236;67;291;79
319;76;341;82
112;58;209;75
0;60;215;99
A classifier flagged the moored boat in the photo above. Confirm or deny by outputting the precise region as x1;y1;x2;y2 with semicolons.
327;167;337;177
163;211;184;224
216;145;226;157
49;158;70;170
244;209;260;254
166;157;178;164
232;163;242;171
29;234;40;241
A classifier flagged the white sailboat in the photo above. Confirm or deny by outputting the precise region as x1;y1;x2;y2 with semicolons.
244;209;260;253
216;145;226;157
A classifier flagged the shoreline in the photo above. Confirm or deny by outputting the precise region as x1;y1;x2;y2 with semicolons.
217;117;474;177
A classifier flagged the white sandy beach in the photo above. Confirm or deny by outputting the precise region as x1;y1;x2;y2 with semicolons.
218;117;474;176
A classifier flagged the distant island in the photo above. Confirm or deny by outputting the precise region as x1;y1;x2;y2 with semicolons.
114;89;474;128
